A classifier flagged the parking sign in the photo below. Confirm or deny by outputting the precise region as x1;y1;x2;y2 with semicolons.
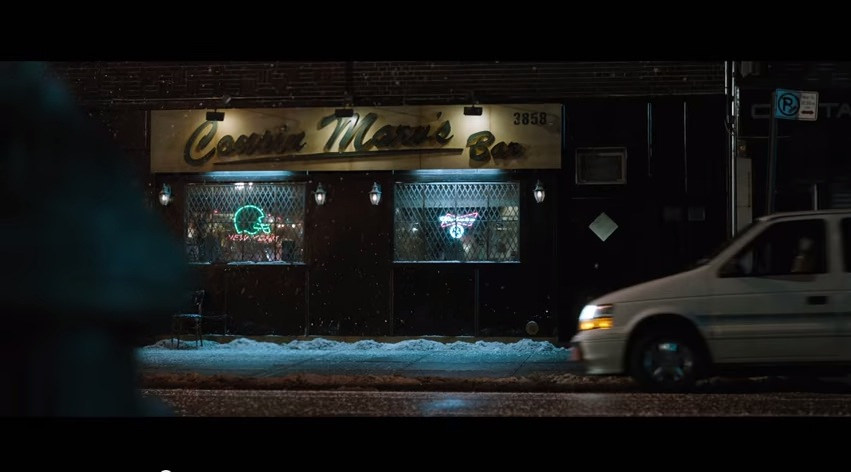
774;89;819;121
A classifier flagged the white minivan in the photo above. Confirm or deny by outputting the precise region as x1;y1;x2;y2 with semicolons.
570;209;851;391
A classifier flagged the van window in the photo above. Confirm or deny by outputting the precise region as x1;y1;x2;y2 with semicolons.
695;220;760;267
843;218;851;272
721;219;827;277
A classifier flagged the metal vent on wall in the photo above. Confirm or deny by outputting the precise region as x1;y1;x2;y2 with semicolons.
832;182;851;209
575;147;627;185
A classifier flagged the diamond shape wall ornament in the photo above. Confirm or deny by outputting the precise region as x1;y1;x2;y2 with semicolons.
589;212;618;242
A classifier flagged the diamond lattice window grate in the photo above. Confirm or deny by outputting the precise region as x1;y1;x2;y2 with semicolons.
394;182;520;263
185;183;306;263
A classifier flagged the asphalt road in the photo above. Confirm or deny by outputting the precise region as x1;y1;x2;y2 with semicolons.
144;388;851;417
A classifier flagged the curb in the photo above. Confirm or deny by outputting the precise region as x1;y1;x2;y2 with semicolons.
141;371;637;393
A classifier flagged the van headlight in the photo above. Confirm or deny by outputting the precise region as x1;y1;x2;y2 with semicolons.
578;304;614;331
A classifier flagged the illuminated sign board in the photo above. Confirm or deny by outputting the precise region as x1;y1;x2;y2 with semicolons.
439;212;478;239
233;205;271;235
151;105;562;172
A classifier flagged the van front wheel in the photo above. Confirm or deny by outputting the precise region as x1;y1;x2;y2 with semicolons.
629;330;704;392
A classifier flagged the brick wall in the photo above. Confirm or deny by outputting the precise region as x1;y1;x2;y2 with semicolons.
740;61;851;89
50;61;724;109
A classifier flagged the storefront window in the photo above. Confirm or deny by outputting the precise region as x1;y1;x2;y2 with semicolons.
185;183;305;264
394;182;520;263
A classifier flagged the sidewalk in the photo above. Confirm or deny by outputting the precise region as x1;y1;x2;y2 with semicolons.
137;336;838;393
137;336;622;392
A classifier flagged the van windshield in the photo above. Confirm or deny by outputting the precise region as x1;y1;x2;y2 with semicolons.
693;220;761;267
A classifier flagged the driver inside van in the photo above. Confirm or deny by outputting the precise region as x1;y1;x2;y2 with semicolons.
790;236;816;274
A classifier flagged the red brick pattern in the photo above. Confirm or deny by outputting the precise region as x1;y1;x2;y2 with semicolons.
50;61;724;109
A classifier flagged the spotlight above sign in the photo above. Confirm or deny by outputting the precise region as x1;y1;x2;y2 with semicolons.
206;111;225;122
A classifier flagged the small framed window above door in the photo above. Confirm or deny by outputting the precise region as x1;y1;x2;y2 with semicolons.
575;147;627;185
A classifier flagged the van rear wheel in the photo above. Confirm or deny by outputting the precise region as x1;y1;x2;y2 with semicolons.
629;330;704;392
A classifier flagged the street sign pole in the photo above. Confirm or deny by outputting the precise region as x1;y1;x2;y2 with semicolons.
767;91;778;214
766;88;817;215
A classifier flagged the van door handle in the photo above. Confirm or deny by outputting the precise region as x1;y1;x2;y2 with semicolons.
807;295;828;305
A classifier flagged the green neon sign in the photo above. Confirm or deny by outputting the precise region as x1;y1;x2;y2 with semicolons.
233;205;272;235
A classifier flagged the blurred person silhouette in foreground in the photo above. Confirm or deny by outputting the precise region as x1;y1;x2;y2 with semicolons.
0;62;189;416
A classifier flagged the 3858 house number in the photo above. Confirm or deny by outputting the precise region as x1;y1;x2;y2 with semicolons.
513;112;547;125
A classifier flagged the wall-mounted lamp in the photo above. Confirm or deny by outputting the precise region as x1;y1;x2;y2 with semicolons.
158;183;173;206
206;110;225;121
533;180;545;203
369;182;382;206
313;183;327;206
335;108;354;118
526;320;540;336
463;105;483;116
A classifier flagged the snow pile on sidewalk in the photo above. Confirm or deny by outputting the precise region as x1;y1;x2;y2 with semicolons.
142;337;567;353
